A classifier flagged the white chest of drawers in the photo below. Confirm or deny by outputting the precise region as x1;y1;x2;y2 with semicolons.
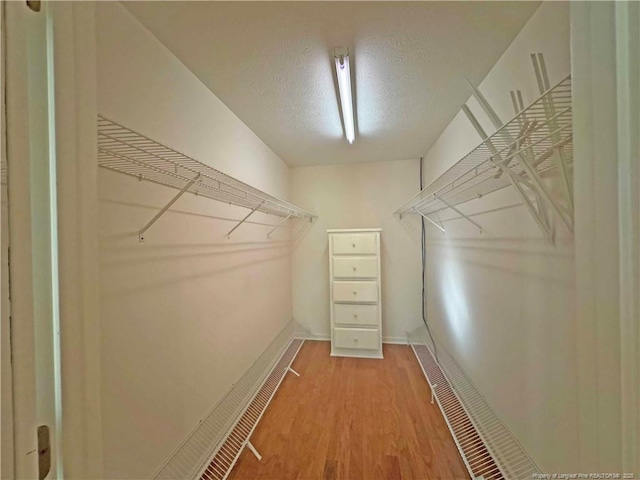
328;228;383;359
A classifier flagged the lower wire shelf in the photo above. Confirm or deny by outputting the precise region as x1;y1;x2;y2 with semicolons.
410;326;540;480
151;321;306;480
198;338;304;480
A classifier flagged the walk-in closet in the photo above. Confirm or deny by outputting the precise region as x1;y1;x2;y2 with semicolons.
1;1;638;480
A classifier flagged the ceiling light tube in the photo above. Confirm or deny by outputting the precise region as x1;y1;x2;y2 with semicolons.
334;48;355;144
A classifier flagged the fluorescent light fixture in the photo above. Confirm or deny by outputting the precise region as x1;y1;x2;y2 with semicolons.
334;47;355;144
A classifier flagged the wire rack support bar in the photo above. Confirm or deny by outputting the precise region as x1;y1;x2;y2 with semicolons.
468;58;570;236
514;145;573;232
466;79;503;132
416;209;446;233
266;214;291;239
436;194;482;233
461;105;553;240
139;173;201;242
245;441;261;461
227;200;265;238
532;53;574;213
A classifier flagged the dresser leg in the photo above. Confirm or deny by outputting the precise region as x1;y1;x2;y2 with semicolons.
287;366;300;377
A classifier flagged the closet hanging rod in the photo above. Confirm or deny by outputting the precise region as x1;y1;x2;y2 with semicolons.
97;115;316;238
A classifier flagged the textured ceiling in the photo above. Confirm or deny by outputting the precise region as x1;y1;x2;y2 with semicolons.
123;1;540;167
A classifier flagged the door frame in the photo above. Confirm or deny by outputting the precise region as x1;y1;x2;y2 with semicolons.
49;3;103;476
614;2;640;474
1;1;15;477
3;2;103;478
4;1;39;477
571;1;639;474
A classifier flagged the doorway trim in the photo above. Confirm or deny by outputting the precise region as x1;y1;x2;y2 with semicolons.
571;1;639;474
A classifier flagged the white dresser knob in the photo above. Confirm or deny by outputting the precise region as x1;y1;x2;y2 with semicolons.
353;291;357;295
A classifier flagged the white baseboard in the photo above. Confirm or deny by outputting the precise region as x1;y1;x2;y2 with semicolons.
382;336;410;345
300;333;408;346
303;332;331;341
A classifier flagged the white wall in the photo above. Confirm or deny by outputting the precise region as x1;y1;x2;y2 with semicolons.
291;159;423;343
97;4;293;478
420;2;577;473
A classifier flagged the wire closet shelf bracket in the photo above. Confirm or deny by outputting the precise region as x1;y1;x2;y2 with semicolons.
97;115;316;241
396;69;573;241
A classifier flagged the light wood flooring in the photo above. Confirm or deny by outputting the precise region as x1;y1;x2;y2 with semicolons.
228;341;469;480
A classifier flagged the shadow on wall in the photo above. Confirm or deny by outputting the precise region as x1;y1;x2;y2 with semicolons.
396;172;575;281
99;197;305;244
397;201;553;245
100;247;291;298
396;213;423;245
98;190;302;298
290;216;315;251
427;237;573;285
99;198;294;228
102;240;289;261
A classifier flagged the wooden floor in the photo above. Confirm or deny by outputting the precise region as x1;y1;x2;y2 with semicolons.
228;341;469;480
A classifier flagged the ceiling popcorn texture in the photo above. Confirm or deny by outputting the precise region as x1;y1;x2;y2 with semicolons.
124;1;540;167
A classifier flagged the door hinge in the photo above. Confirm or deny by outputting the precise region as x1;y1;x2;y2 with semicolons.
26;1;42;13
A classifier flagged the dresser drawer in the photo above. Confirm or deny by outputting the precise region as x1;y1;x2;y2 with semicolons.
334;304;378;327
332;233;377;255
334;327;379;350
333;281;378;303
332;257;378;279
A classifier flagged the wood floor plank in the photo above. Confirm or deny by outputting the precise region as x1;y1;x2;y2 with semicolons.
228;341;469;480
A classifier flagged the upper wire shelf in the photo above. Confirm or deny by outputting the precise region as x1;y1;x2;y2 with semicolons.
97;115;315;220
396;74;572;222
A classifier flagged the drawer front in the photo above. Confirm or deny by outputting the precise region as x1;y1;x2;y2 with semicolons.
334;304;378;327
333;281;378;303
334;327;379;350
332;233;377;255
332;257;378;279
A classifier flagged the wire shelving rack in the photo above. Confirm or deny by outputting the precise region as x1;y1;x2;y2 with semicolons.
97;116;316;240
396;73;573;239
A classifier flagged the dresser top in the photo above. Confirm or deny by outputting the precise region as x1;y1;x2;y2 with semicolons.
327;228;382;233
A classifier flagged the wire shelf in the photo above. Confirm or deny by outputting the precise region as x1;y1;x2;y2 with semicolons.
409;325;540;480
151;320;307;480
97;116;315;220
396;75;572;219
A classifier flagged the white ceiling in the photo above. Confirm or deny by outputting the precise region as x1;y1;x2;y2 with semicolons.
124;1;540;167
